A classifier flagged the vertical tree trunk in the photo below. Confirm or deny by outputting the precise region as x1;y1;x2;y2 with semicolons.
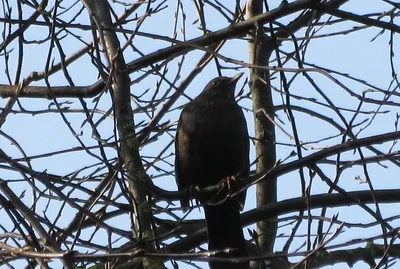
84;1;162;268
246;0;277;258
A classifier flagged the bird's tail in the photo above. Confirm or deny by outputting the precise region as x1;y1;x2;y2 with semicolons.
204;200;248;269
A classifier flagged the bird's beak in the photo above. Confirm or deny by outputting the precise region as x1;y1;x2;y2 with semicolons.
229;73;244;85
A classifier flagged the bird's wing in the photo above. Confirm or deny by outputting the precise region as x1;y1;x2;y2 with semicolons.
241;108;250;178
174;105;193;209
174;113;184;191
235;106;250;211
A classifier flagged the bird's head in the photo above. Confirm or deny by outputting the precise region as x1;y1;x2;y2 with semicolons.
202;73;243;98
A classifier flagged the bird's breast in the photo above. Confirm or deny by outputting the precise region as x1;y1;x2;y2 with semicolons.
178;102;248;186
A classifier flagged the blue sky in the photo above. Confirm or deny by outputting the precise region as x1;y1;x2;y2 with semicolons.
1;1;399;268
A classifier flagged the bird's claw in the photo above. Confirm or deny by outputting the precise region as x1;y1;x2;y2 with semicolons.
218;175;237;192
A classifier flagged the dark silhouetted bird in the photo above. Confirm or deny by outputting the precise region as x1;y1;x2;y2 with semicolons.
175;74;249;269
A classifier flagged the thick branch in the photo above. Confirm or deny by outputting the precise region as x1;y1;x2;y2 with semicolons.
82;1;161;268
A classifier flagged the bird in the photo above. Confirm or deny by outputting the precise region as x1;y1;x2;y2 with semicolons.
175;73;250;269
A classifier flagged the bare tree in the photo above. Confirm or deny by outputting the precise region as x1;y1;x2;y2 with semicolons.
1;1;400;268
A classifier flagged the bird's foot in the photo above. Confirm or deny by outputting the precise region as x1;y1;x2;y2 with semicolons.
218;175;237;192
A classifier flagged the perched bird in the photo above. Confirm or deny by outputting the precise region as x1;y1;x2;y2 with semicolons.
175;74;250;269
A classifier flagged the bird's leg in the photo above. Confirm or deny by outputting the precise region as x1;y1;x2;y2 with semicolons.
189;185;202;210
205;176;238;205
218;175;237;193
216;175;245;209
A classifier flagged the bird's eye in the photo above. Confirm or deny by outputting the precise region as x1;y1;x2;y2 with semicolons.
212;80;220;86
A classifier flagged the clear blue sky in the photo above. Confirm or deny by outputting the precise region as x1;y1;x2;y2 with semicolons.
0;1;399;268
